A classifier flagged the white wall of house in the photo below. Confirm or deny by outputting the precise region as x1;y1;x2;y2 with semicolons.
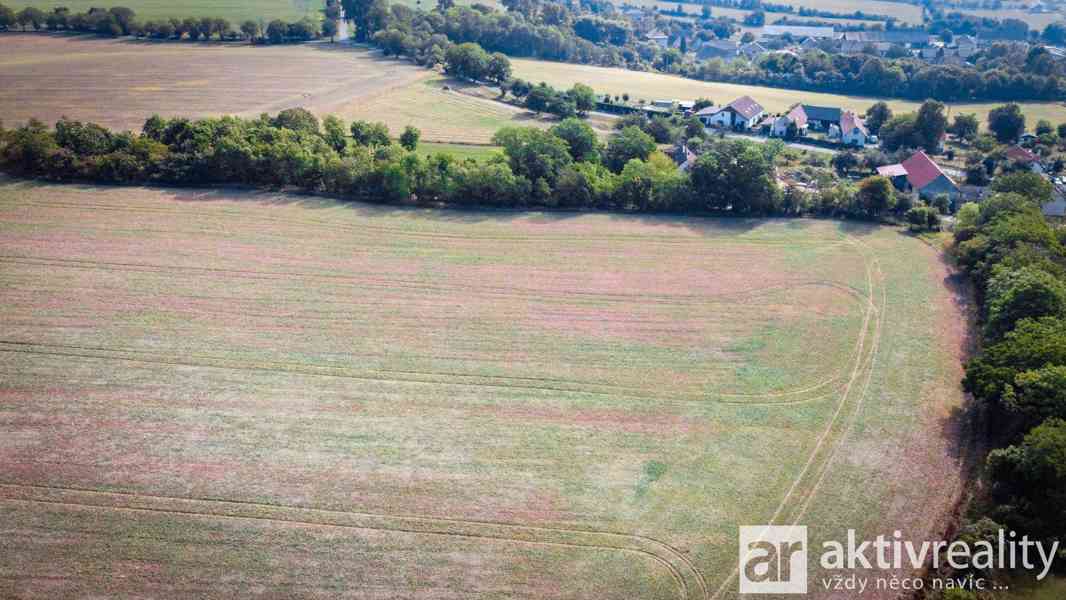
841;127;867;147
701;110;733;128
735;112;762;130
770;116;790;137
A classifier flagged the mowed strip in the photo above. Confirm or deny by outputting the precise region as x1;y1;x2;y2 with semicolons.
0;181;968;599
0;36;429;132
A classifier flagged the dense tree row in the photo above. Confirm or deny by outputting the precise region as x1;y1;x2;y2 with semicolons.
952;183;1066;549
0;3;328;43
0;110;937;223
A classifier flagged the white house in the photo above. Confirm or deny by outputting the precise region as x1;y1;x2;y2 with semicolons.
645;29;669;48
770;105;808;138
839;111;869;147
696;96;765;130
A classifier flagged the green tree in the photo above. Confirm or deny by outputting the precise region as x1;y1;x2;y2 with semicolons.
273;108;319;134
950;113;980;140
0;3;15;30
689;139;779;214
444;42;490;81
988;418;1066;538
991;171;1054;205
915;100;948;152
491;126;572;185
399;126;420;151
350;120;390;147
1036;119;1054;136
16;6;45;30
322;115;348;154
240;20;260;41
266;19;287;44
568;83;596;115
549;118;600;162
864;101;892;135
322;18;338;42
988;103;1026;143
986;266;1066;340
858;175;895;217
604;126;656;173
486;52;512;85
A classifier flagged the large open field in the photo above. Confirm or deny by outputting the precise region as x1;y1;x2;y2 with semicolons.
3;0;322;22
512;57;1066;128
0;179;970;598
0;35;574;147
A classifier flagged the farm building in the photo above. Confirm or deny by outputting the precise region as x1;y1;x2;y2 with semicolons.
645;29;669;47
1044;197;1066;217
739;42;769;60
696;96;765;130
761;25;840;41
801;105;842;131
841;30;931;47
877;151;960;201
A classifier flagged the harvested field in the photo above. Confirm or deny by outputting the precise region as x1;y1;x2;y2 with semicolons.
3;0;320;22
0;179;970;598
0;35;430;132
512;57;1066;129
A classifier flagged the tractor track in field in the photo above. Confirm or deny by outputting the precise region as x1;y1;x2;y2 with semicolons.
1;252;862;309
709;237;885;600
0;339;844;408
0;482;706;600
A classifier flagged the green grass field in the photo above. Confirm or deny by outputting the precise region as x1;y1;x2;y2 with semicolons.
4;0;321;22
513;57;1066;130
419;141;502;161
0;179;969;598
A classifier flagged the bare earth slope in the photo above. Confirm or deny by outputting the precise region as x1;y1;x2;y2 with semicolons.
0;180;970;599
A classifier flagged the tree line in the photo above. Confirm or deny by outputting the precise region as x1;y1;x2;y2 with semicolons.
0;109;929;222
949;181;1066;575
0;3;335;43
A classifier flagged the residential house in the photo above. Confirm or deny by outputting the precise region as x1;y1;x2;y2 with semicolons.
670;144;700;172
645;29;669;47
1043;197;1066;217
839;111;869;147
954;34;978;58
696;39;739;61
877;151;960;201
739;42;768;60
799;37;820;51
696;96;765;130
801;105;842;131
770;105;808;138
1006;145;1044;173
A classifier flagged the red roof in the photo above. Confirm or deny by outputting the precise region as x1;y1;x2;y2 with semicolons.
901;151;952;190
839;111;867;136
727;96;765;120
786;105;808;128
1006;145;1040;163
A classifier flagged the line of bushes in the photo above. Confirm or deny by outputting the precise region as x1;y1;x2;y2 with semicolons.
0;3;334;43
941;183;1066;587
0;110;922;222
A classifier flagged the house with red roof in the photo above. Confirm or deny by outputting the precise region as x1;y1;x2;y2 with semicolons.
839;111;870;147
876;151;960;201
770;105;808;138
1005;145;1044;173
695;96;765;131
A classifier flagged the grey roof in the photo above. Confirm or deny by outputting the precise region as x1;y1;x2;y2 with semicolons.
801;105;842;123
842;30;930;44
761;25;840;40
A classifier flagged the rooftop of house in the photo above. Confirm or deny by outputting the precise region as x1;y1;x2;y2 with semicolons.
877;164;909;178
786;105;808;127
842;30;930;44
1006;145;1041;163
840;111;867;136
901;151;954;190
801;105;842;122
761;25;839;39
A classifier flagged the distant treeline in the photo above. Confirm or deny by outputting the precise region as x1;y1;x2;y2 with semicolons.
0;3;336;43
345;0;1066;104
0;111;919;221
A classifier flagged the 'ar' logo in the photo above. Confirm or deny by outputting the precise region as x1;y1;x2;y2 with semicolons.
739;526;808;594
